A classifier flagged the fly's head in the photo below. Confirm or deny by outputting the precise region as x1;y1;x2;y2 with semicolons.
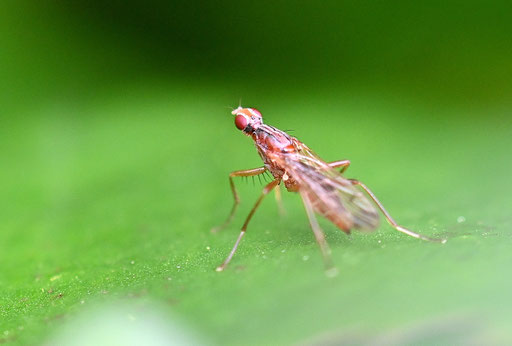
232;107;262;135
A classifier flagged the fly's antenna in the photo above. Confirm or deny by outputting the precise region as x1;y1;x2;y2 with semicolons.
238;98;242;108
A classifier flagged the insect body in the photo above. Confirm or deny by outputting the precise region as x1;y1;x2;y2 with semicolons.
213;106;446;275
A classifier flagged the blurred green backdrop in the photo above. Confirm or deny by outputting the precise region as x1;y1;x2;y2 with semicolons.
1;1;511;345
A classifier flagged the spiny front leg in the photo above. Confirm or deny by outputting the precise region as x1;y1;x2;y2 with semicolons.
349;179;447;243
216;179;280;272
211;167;266;233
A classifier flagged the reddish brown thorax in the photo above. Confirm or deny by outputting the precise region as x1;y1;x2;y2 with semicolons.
255;132;301;192
252;126;295;153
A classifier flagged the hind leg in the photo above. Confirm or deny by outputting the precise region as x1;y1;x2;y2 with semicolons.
349;179;447;243
328;159;351;174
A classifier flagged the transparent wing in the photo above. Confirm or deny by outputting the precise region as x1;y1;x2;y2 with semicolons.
281;143;380;231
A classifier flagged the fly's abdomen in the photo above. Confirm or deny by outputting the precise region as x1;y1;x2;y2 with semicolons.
305;190;353;233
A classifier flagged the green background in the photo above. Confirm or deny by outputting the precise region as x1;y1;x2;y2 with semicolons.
1;1;511;345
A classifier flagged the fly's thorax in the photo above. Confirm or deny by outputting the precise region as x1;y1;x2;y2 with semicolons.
257;146;283;178
253;125;295;153
253;127;294;174
255;140;301;192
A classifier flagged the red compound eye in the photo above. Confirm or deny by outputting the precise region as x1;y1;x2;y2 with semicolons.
235;115;248;130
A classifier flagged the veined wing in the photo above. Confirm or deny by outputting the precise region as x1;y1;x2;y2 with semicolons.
282;143;379;232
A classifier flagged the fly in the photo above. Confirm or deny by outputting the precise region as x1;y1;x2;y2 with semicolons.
212;106;446;276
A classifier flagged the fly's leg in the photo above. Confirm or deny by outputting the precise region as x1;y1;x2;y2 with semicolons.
328;160;351;174
216;179;280;272
274;183;286;216
348;179;447;243
300;191;338;277
211;167;267;233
